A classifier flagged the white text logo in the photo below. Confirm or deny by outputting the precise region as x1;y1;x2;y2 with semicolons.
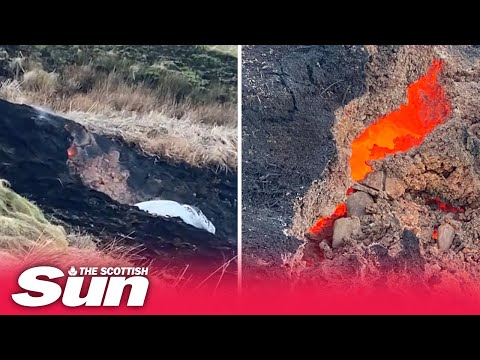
12;266;149;307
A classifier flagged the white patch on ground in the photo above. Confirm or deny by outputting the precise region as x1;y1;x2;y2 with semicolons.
134;200;216;235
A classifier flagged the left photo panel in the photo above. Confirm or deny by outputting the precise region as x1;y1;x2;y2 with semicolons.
0;45;238;313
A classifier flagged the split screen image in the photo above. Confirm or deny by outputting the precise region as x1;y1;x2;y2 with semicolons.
1;45;479;293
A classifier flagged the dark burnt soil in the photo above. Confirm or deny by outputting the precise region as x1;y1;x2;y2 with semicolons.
242;45;368;270
0;99;236;273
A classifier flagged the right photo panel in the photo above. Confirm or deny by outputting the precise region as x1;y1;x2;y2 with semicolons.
242;45;480;301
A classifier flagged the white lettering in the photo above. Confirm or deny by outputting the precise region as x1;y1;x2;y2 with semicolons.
62;277;109;307
103;276;149;306
12;266;64;307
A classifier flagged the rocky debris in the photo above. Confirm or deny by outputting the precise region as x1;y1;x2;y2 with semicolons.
346;191;374;217
384;177;405;199
368;244;396;271
438;223;456;251
398;230;426;274
319;241;334;259
360;171;385;191
332;217;361;248
69;149;136;205
352;183;379;197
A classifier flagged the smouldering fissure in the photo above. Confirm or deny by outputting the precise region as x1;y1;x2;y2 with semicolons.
306;59;462;257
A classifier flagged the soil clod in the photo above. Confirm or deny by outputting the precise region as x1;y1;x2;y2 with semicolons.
360;171;385;191
384;177;405;199
346;191;374;217
332;217;361;249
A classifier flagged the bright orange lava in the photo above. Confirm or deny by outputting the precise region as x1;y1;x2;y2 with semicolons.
350;59;451;182
432;228;438;240
308;59;452;240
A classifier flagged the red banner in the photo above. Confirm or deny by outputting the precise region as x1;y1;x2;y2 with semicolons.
1;261;480;315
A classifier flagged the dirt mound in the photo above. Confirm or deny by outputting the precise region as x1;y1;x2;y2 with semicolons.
242;45;480;290
290;45;480;288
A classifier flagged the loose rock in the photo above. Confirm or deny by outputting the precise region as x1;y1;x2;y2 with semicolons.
438;223;455;251
360;171;385;191
319;241;334;259
352;183;379;197
384;177;405;199
332;217;361;248
346;191;374;217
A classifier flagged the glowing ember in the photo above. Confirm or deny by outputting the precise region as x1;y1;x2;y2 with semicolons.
67;144;77;159
350;59;451;182
307;59;452;244
432;228;438;240
426;197;464;214
346;187;356;196
308;202;347;239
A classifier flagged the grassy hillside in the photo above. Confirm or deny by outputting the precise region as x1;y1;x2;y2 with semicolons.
0;45;237;170
0;45;237;104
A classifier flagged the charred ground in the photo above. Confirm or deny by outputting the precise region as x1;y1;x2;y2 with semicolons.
0;100;236;273
242;45;369;272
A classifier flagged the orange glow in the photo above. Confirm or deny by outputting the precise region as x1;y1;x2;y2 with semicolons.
426;197;464;214
307;59;452;245
67;144;77;159
432;228;438;240
308;203;347;238
350;59;451;182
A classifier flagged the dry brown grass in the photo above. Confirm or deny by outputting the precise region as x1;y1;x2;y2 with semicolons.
0;66;237;170
67;110;237;171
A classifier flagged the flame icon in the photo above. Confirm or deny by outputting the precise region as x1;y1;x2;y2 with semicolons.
68;266;78;276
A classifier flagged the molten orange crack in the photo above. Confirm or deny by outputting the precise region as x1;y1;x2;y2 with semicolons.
308;59;451;240
426;197;464;214
350;59;451;182
308;203;347;239
432;228;438;240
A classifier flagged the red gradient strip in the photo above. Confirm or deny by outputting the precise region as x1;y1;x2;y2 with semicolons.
1;269;480;315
